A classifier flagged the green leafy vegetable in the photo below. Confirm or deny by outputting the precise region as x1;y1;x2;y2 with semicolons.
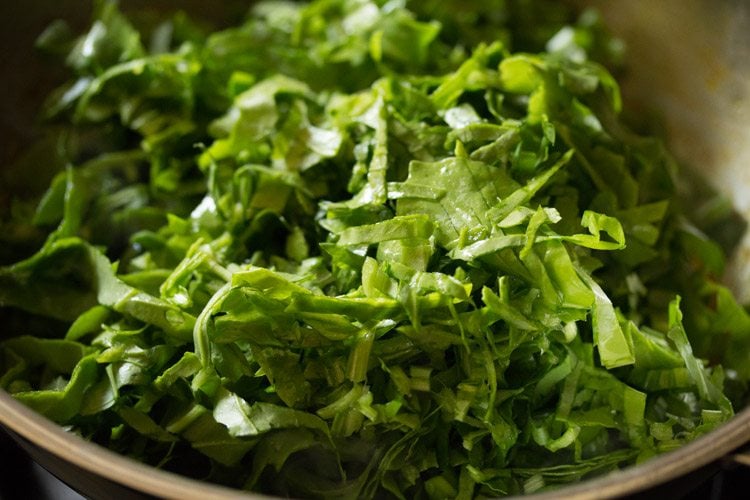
1;0;749;498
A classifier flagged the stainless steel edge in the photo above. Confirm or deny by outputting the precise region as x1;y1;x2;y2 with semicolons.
4;387;750;499
0;390;266;500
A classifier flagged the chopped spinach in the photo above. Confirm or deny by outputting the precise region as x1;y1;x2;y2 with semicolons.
1;1;749;497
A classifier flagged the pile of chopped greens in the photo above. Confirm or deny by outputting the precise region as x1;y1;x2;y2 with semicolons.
2;0;750;497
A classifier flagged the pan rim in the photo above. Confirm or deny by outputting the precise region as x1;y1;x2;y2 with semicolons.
2;387;750;499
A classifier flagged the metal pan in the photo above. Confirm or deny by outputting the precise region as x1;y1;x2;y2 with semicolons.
2;1;750;498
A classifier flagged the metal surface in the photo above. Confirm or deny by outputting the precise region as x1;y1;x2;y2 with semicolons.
1;1;750;499
581;0;750;303
2;386;750;500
